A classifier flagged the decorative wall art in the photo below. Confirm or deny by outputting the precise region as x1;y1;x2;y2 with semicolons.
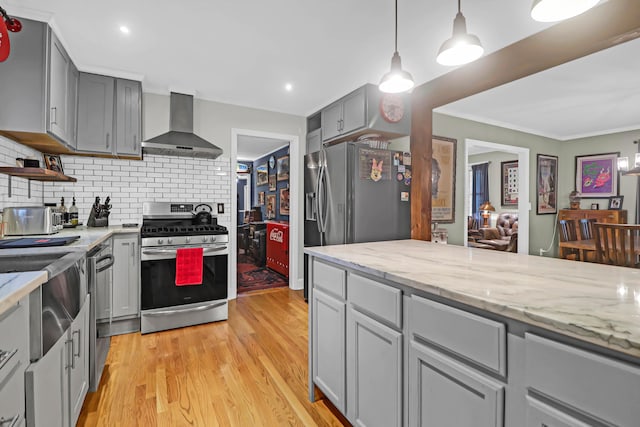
44;154;64;174
277;155;289;181
431;136;456;223
358;148;391;181
501;160;519;207
266;194;276;219
268;174;276;191
536;154;558;215
279;187;290;215
575;152;619;198
256;163;268;186
258;191;265;206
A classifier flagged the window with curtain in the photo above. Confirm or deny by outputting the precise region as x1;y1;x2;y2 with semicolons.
472;163;489;221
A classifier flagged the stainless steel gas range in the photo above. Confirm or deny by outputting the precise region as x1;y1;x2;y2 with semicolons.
140;202;229;334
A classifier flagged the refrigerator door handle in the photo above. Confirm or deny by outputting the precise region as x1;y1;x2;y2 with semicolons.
319;155;329;234
315;156;324;234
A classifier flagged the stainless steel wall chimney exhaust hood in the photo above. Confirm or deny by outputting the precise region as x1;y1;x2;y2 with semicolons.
142;93;223;159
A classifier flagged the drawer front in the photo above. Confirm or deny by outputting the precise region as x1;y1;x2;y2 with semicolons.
0;361;26;427
348;272;402;328
525;333;640;427
525;396;591;427
0;298;28;383
409;295;506;375
313;260;346;299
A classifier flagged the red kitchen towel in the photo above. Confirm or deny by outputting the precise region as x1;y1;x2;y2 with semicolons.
175;248;203;286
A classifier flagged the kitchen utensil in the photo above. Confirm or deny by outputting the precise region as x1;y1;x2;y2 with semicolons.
193;203;213;225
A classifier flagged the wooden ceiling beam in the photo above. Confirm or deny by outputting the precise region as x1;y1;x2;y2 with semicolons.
410;0;640;241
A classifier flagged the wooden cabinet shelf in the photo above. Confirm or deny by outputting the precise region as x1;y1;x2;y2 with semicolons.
0;167;77;182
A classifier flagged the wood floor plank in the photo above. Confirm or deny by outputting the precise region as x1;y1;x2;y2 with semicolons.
78;288;350;426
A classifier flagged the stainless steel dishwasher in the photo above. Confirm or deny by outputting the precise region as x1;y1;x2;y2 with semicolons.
87;239;114;392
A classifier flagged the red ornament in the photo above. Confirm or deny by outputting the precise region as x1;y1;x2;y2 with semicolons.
0;18;10;62
6;17;21;33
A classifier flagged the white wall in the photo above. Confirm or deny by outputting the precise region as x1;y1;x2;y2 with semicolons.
0;136;44;210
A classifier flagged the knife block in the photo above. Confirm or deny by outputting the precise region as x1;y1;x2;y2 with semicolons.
87;209;109;227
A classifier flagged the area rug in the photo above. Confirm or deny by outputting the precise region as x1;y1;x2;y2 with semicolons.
237;254;288;293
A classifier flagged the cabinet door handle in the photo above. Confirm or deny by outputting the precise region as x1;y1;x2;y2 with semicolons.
133;134;137;150
65;338;74;370
106;133;110;149
72;329;81;359
51;107;57;125
0;413;20;427
131;242;135;258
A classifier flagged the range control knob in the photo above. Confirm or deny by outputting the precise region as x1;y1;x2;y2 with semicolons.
186;236;191;243
202;236;209;243
157;239;164;245
167;238;173;244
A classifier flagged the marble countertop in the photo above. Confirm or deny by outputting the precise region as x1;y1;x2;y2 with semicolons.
0;271;47;316
0;226;139;315
305;240;640;358
0;225;140;255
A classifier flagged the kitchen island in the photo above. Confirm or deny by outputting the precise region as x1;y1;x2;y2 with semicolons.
305;240;640;427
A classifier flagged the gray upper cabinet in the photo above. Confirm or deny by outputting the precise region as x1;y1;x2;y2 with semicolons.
77;73;115;154
115;79;142;156
48;31;71;143
67;63;79;149
0;18;79;150
306;128;322;154
318;84;410;143
112;234;140;318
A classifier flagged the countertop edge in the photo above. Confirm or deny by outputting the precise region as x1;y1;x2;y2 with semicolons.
0;271;48;316
304;245;640;359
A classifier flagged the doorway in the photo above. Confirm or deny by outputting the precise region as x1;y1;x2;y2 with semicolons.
229;129;300;299
464;139;530;254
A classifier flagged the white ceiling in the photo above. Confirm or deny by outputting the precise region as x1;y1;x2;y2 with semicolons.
237;136;288;161
436;37;640;141
5;0;551;118
6;1;634;140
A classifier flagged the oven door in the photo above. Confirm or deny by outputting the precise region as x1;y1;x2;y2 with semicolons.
140;244;228;310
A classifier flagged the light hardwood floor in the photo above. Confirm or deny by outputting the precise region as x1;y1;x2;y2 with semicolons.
78;288;349;426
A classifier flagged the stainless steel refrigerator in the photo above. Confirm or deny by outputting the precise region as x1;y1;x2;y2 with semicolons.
304;142;411;247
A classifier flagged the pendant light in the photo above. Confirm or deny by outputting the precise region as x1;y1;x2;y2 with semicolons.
437;0;484;66
379;0;414;93
530;0;599;23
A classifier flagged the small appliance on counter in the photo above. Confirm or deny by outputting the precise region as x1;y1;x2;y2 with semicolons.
2;206;63;235
87;196;111;227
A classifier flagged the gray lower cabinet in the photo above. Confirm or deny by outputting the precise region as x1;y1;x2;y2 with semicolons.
26;294;90;427
114;79;142;156
0;297;29;427
312;288;346;413
76;73;115;154
112;234;140;318
525;396;591;427
347;307;402;427
408;340;504;427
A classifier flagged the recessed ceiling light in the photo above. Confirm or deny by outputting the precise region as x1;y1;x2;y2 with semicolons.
119;26;130;35
285;83;293;92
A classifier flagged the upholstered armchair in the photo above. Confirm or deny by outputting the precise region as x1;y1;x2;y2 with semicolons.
476;213;519;252
496;213;518;241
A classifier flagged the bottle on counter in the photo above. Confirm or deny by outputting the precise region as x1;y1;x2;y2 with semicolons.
69;197;79;226
59;197;68;224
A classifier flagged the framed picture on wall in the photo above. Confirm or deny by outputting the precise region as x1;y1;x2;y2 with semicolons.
608;195;624;210
266;194;276;219
43;154;64;174
256;164;268;186
575;152;619;198
258;191;265;206
268;174;276;191
431;136;457;223
277;155;289;181
279;187;290;215
501;160;519;207
536;154;558;215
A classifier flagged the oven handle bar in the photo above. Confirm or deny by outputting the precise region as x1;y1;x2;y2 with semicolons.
142;245;227;255
144;301;226;317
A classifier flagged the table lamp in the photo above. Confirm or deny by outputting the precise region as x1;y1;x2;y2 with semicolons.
479;201;495;228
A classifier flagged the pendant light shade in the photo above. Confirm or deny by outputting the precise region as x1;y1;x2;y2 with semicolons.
379;0;414;93
379;52;415;93
530;0;599;22
437;1;484;66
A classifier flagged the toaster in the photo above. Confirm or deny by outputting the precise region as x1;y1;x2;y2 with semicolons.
2;206;63;235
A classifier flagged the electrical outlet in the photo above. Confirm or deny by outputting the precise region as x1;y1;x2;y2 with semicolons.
539;248;545;256
217;203;224;214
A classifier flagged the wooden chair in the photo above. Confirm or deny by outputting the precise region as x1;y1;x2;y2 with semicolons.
579;218;596;240
558;219;578;260
593;223;640;268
